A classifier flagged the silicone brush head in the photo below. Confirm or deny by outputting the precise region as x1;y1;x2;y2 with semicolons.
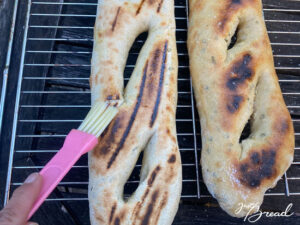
78;102;118;137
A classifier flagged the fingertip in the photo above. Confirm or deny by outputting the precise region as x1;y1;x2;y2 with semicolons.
24;173;40;184
11;173;42;197
23;173;43;192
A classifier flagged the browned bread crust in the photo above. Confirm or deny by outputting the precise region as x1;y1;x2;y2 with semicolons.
89;1;182;224
188;0;294;217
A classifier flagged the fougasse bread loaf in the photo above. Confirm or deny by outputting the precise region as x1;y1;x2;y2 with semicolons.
89;1;182;224
188;0;294;218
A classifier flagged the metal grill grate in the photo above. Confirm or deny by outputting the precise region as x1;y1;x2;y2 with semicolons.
3;0;300;215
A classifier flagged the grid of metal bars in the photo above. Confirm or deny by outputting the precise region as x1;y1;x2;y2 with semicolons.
3;0;300;208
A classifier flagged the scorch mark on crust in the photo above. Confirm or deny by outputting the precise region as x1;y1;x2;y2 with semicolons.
148;166;161;186
226;54;253;91
111;7;121;31
150;41;168;127
136;0;146;15
107;62;149;169
141;190;159;225
109;203;117;224
157;0;164;12
168;154;176;163
239;150;277;188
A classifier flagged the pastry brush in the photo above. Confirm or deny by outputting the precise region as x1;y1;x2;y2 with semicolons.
28;102;119;219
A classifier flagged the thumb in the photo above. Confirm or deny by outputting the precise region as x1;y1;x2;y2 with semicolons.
0;173;42;225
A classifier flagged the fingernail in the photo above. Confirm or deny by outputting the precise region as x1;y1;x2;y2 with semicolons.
24;173;39;184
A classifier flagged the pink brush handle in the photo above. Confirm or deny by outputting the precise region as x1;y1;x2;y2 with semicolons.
28;129;98;220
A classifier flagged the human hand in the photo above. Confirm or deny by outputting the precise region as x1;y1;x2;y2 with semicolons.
0;173;42;225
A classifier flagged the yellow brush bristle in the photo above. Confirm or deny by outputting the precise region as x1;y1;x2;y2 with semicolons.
78;102;118;137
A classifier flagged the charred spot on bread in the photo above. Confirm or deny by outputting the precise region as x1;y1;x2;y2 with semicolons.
109;203;117;224
142;189;150;203
217;0;253;33
110;114;124;134
141;190;159;225
107;62;149;169
227;95;243;113
250;152;260;165
157;0;164;12
271;116;292;141
221;54;253;120
239;150;277;188
100;124;110;138
148;166;161;186
279;120;290;134
133;179;168;224
135;0;158;15
94;116;123;157
111;7;121;31
107;94;120;100
136;0;146;15
226;54;253;91
165;156;178;183
132;189;149;224
114;217;120;225
153;192;168;224
231;0;241;4
151;48;162;73
236;112;292;188
150;41;168;127
168;154;176;163
217;2;240;32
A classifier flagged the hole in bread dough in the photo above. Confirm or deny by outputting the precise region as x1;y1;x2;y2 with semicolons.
123;151;144;199
227;27;238;50
239;119;251;143
124;32;148;87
